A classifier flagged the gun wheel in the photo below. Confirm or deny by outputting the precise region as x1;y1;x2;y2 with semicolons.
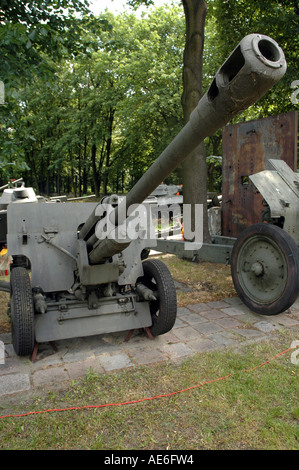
231;223;299;315
10;267;35;356
140;259;177;336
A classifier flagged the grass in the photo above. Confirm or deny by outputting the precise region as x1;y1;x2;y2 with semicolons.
0;329;298;450
0;256;298;450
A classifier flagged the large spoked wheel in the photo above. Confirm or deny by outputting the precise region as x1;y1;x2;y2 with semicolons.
10;267;35;356
231;223;299;315
139;259;177;336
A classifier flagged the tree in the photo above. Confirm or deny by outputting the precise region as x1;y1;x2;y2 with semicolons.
181;0;208;243
0;0;90;176
128;0;210;242
2;6;186;196
112;6;185;189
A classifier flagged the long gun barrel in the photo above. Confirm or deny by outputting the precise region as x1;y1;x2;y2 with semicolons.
80;34;286;264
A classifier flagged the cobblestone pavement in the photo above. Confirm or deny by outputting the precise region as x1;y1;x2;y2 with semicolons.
1;296;299;398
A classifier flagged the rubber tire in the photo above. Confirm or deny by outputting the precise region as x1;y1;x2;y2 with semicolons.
10;267;35;356
231;223;299;315
140;259;177;336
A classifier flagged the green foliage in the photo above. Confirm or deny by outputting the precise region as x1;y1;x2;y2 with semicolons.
0;0;91;87
0;0;297;193
0;4;185;195
0;0;91;174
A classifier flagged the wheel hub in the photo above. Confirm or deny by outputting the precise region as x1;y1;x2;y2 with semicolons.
251;261;264;276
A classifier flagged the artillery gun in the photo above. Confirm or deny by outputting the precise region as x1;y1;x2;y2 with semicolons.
231;159;299;315
5;34;286;356
0;179;38;248
0;179;68;249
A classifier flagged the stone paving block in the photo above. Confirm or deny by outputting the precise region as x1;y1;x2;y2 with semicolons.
173;317;188;328
0;355;31;376
62;349;96;364
192;321;224;335
232;313;260;324
272;316;299;327
187;303;212;313
221;297;243;306
32;352;64;368
98;353;134;371
208;331;239;346
200;308;229;320
177;307;192;317
179;312;208;326
130;348;167;366
32;366;69;388
3;344;15;359
160;342;193;359
215;317;244;329
66;358;105;380
162;331;181;343
232;328;265;339
0;373;30;396
121;338;156;353
171;326;200;341
220;306;248;316
187;337;218;353
254;321;278;333
206;300;231;309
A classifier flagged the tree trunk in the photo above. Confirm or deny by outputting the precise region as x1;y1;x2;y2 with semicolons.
103;108;115;195
82;134;88;195
76;143;81;196
26;149;40;193
181;0;210;243
91;144;100;197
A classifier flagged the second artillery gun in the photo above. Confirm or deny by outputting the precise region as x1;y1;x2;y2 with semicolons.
231;159;299;316
6;34;286;356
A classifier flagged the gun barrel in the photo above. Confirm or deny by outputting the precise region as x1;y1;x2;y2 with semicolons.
84;34;286;264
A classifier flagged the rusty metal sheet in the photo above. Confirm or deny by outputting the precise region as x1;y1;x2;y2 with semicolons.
221;111;298;238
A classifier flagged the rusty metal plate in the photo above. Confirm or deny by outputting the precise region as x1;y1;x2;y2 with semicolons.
222;111;298;238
